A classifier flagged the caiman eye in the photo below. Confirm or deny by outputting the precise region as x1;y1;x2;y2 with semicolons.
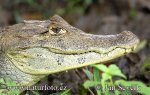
49;26;67;35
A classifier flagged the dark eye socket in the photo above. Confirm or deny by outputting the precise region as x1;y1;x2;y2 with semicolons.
40;31;49;34
49;26;67;35
51;27;61;33
40;27;61;35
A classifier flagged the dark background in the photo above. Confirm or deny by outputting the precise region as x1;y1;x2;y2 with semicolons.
0;0;150;95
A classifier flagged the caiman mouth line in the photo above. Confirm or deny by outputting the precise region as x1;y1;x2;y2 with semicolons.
18;46;136;55
48;47;133;55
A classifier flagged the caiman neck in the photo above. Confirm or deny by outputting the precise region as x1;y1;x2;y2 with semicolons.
0;53;45;86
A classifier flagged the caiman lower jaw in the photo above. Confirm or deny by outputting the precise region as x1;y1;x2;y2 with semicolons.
7;47;133;75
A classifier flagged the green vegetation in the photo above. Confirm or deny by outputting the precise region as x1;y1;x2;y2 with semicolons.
0;78;71;95
1;64;150;95
0;78;20;95
141;55;150;73
128;8;137;19
134;39;147;53
56;0;92;15
11;0;95;23
83;64;150;95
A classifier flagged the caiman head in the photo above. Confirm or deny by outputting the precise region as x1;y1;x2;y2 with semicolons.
1;15;139;75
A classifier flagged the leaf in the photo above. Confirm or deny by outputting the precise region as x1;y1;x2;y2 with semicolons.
60;89;71;95
31;91;40;95
0;78;20;95
0;79;5;83
122;89;132;95
83;69;93;80
115;80;150;95
83;80;100;88
107;64;126;79
101;73;112;82
5;79;16;86
0;93;6;95
11;90;20;95
114;90;121;95
93;68;101;82
91;64;108;72
134;40;147;53
141;56;150;72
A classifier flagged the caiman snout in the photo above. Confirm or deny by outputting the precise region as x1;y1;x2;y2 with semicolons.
116;31;139;50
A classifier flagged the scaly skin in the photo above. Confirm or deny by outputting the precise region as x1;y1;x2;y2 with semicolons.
0;15;139;86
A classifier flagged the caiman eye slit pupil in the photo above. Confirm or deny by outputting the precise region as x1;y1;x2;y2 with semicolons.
52;27;61;33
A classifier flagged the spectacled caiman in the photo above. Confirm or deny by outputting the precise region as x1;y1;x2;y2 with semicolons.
0;15;139;87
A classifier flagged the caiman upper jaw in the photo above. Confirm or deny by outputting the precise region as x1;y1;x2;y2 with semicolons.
28;31;139;55
42;31;140;55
